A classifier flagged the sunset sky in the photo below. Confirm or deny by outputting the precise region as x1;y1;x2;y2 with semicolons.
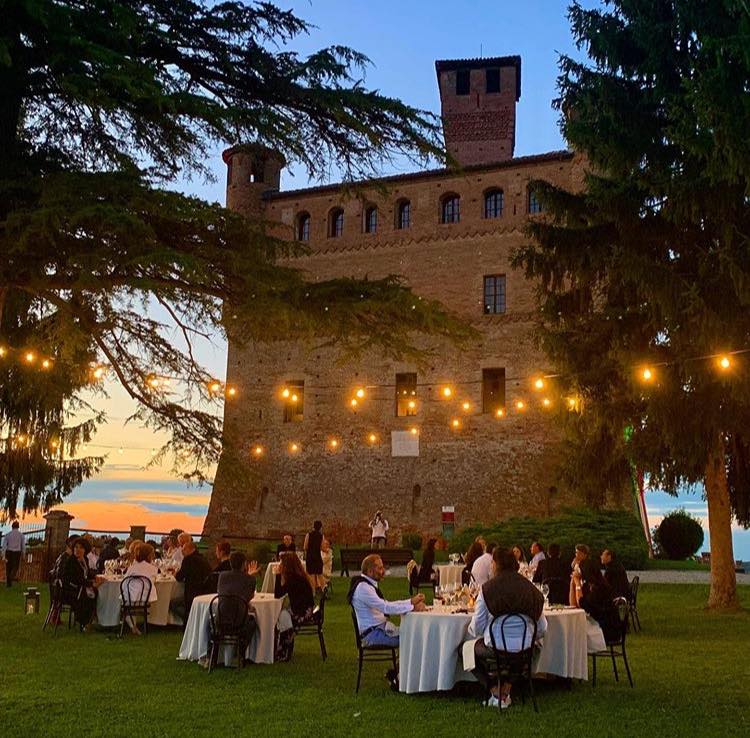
4;1;748;559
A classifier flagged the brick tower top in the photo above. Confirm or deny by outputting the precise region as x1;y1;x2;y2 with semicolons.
435;55;521;167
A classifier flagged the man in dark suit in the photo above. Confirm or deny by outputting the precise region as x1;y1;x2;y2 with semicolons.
276;534;295;559
601;549;631;598
217;552;261;648
175;537;212;620
203;540;233;593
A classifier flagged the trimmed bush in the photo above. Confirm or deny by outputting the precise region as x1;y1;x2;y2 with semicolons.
451;508;649;570
401;531;423;551
653;509;704;560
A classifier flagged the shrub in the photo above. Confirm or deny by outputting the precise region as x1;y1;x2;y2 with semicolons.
451;508;649;570
401;530;423;551
246;541;275;565
653;509;704;560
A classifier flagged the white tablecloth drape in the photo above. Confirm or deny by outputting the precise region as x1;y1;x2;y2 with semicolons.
435;564;464;588
400;606;590;693
177;592;283;666
260;562;280;594
96;576;184;627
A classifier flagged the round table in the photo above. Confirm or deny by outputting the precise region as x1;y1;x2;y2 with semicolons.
177;592;283;666
96;576;184;627
260;562;280;594
435;564;464;588
399;605;590;693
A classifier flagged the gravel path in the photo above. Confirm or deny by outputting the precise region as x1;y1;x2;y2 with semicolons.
629;570;750;585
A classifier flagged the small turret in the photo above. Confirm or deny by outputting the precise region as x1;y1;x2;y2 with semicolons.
222;144;286;216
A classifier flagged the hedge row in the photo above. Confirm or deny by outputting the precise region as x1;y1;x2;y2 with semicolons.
450;508;649;570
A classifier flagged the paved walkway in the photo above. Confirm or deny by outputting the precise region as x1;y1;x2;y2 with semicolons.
629;570;750;585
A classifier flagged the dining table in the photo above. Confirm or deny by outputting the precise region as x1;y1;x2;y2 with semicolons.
435;564;464;588
95;575;184;628
398;604;589;693
177;592;284;666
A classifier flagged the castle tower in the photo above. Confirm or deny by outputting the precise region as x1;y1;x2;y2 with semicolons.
435;55;521;166
222;143;286;217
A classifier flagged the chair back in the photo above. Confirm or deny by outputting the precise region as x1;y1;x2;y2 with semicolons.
350;608;363;650
120;576;152;607
611;596;630;646
315;587;327;625
543;576;569;605
489;613;537;679
629;575;639;604
209;594;248;638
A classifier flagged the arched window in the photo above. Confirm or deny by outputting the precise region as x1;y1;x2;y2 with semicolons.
364;206;378;234
441;194;460;224
296;212;311;242
328;207;344;237
396;199;411;230
484;189;504;219
528;188;543;214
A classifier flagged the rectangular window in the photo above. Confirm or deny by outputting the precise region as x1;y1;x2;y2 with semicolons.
456;68;470;95
483;274;506;315
283;380;304;422
395;372;417;417
482;368;506;414
486;68;500;93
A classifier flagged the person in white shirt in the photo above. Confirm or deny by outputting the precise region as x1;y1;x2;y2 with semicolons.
470;542;497;588
368;511;389;549
2;521;26;587
123;542;159;635
528;541;546;578
349;554;425;648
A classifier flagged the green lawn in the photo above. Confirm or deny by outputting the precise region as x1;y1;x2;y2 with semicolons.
1;579;747;738
643;559;711;571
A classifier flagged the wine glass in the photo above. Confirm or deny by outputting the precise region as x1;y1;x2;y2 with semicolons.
541;583;550;606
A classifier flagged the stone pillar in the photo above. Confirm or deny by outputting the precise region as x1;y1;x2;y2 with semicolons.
44;510;74;561
130;525;147;542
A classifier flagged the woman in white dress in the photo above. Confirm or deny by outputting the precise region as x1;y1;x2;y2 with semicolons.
123;542;158;634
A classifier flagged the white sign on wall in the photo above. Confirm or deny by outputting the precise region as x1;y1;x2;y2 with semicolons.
391;430;419;457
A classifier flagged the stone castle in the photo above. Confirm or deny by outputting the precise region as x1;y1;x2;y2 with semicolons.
203;56;593;543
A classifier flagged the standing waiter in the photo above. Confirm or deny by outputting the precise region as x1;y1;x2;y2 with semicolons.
2;521;26;587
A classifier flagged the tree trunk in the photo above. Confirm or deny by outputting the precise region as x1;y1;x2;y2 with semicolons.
705;433;739;610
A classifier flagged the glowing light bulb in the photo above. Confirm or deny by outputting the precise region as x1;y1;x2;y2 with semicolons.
567;397;577;410
542;398;552;408
281;388;290;399
534;378;545;390
290;443;299;453
356;388;365;399
329;438;339;449
368;433;377;443
25;352;35;363
226;386;237;397
148;376;160;388
462;401;470;411
641;367;653;382
291;393;298;403
350;398;358;408
50;439;59;449
516;400;526;411
495;408;505;418
441;386;452;398
451;419;460;429
41;359;51;369
0;346;6;357
209;381;221;393
719;355;731;370
93;366;105;380
407;400;416;410
252;445;263;456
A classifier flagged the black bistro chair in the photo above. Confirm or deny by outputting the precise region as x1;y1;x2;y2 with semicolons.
43;578;74;635
350;608;398;693
488;613;539;712
120;575;153;637
409;570;437;598
590;597;634;688
295;586;328;660
628;575;642;632
207;595;251;672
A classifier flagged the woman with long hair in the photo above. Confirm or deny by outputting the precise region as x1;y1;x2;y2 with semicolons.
409;538;438;589
462;541;485;585
62;537;98;631
274;551;316;661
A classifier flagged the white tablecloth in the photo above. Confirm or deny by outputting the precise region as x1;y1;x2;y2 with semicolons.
177;592;283;666
435;564;464;587
96;576;184;627
260;562;280;594
400;606;590;693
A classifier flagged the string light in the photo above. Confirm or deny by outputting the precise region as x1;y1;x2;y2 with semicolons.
355;388;365;399
451;419;460;429
368;433;378;444
718;355;731;371
252;445;263;457
50;439;59;449
0;346;6;357
226;386;237;398
407;400;416;410
281;388;290;399
291;393;299;403
24;352;35;364
495;408;505;418
328;438;339;450
289;442;299;453
542;397;552;408
640;367;654;382
462;401;471;411
534;378;545;390
441;386;453;398
92;366;106;380
350;399;358;408
41;359;52;370
209;381;222;393
516;400;526;411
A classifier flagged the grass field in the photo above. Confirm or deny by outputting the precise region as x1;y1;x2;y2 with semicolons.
1;579;748;738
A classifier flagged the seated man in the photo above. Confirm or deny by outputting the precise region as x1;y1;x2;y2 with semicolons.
601;548;630;598
467;547;547;710
217;552;261;648
470;541;497;588
276;534;296;559
203;540;233;593
528;541;546;578
175;535;212;620
349;554;426;648
532;542;569;604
